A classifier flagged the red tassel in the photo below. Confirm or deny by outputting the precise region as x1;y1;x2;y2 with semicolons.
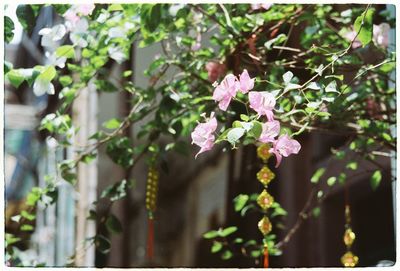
263;245;269;268
146;217;154;261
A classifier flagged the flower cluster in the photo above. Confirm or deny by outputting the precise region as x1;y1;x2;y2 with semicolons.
191;70;301;167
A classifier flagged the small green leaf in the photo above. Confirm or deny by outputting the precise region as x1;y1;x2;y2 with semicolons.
203;230;219;239
325;81;339;93
59;75;73;87
240;114;249;121
220;226;238;237
370;170;382;190
211;241;223;253
103;118;121;129
221;250;233;260
21;210;35;221
346;161;358;170
248;121;263;139
233;194;249;212
338;173;347;184
6;70;25;88
38;66;56;82
307;82;320;90
327;176;337;186
5;16;15;43
95;235;111;254
353;8;374;46
311;168;326;184
106;214;123;234
56;45;75;59
21;224;34;231
282;71;294;84
312;207;321;217
227;128;245;146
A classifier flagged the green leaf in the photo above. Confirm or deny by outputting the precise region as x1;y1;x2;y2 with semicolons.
353;9;374;46
95;235;111;254
38;66;56;82
283;71;294;84
311;168;326;184
240;114;249;121
233;194;249;212
248;121;263;139
370;170;382;190
16;5;38;35
103;118;121;129
220;226;238;237
59;75;73;87
221;250;233;260
5;16;15;43
306;82;320;90
101;179;131;202
21;224;34;231
227;128;245;146
325;80;339;93
21;210;35;221
312;207;321;217
6;70;25;88
346;161;358;170
56;45;75;59
211;241;223;253
338;173;347;184
106;214;123;234
109;4;123;11
203;230;219;239
327;176;337;186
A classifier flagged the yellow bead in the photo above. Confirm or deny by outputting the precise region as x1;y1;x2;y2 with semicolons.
257;166;275;186
257;190;274;210
258;216;272;235
341;251;359;267
257;144;272;161
344;228;356;247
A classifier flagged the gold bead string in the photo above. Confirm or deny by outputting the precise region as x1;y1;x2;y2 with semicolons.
256;144;275;268
341;204;358;267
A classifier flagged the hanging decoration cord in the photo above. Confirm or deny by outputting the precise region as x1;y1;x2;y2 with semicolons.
341;184;358;267
256;144;276;268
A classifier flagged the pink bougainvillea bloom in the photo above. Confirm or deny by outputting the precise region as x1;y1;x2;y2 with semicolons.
270;134;301;167
64;9;80;25
238;69;255;94
373;23;390;48
259;120;280;143
251;3;273;11
344;30;362;49
212;74;239;111
206;61;226;82
76;4;96;16
191;113;218;158
248;91;276;121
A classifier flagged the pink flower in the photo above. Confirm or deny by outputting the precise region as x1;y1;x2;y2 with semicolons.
270;134;301;167
259;120;280;143
212;74;239;111
206;61;226;82
373;23;390;48
344;30;362;49
76;4;96;16
248;91;276;121
64;9;80;25
238;69;254;94
251;3;273;11
191;112;218;158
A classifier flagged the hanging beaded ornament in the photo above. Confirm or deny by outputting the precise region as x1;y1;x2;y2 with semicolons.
341;204;358;267
145;157;159;261
256;144;275;268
